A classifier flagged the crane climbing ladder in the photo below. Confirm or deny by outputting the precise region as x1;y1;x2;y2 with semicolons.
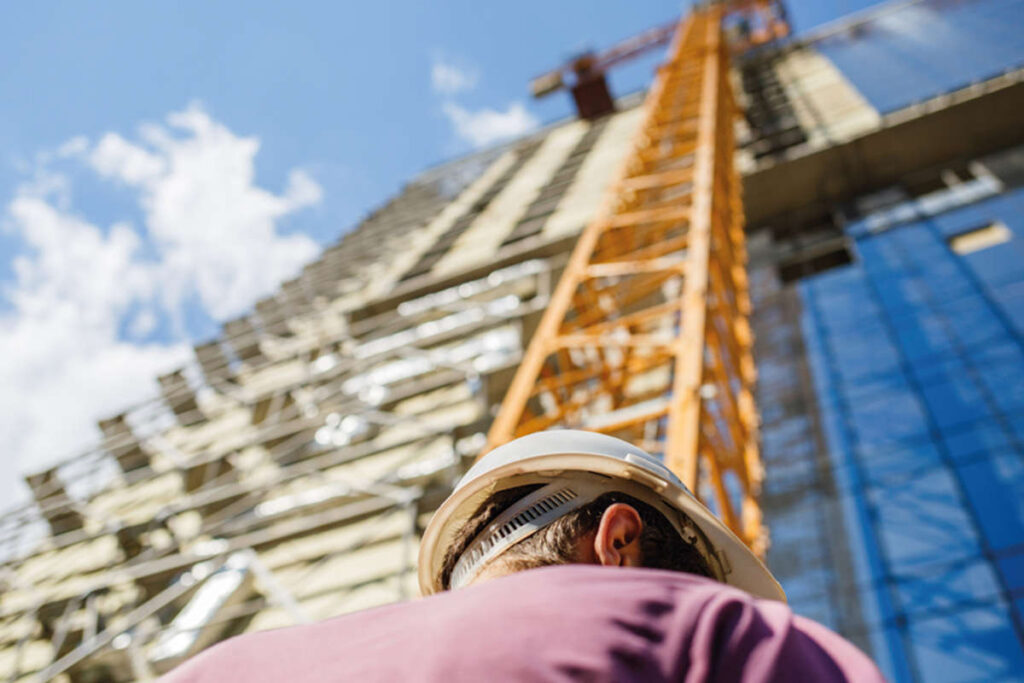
487;4;772;555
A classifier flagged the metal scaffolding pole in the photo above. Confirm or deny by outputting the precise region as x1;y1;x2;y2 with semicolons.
486;6;766;553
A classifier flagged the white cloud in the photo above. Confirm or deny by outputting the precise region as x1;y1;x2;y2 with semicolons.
80;103;321;321
441;101;539;149
0;195;189;496
431;58;478;95
128;308;158;339
284;168;324;207
430;53;536;149
0;103;323;498
90;132;166;185
56;135;89;158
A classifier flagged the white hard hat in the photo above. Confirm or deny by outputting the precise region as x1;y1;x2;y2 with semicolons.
418;429;785;601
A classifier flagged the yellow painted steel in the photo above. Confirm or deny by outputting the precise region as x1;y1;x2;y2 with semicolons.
486;6;766;554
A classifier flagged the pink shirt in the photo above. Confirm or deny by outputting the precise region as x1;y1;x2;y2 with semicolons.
163;565;883;682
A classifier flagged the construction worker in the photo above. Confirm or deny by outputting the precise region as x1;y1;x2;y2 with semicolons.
165;430;883;681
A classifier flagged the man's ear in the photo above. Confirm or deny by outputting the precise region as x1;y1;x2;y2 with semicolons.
593;503;644;567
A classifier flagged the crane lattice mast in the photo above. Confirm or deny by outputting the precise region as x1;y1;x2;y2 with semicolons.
487;5;766;554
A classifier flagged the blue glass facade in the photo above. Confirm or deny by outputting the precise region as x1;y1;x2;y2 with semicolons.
797;187;1024;680
815;0;1024;113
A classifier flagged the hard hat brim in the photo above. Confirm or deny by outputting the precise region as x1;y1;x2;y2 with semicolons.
418;450;785;602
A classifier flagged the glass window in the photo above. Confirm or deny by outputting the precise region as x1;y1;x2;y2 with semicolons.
909;605;1024;682
871;468;983;565
897;556;1004;616
816;0;1024;114
918;375;992;431
997;549;1024;592
942;421;1013;462
958;453;1024;551
861;441;943;484
848;389;930;444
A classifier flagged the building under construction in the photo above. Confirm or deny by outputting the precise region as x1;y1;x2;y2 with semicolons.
2;0;1023;680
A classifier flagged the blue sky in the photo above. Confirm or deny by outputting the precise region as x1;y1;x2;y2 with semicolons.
0;1;881;504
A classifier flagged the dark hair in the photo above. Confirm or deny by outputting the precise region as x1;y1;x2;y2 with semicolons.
439;484;713;589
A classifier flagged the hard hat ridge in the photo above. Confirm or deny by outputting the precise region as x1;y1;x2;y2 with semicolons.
456;429;687;493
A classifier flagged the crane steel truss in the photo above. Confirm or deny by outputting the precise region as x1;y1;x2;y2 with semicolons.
487;6;765;554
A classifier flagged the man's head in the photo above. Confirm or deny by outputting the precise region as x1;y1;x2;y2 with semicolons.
439;485;713;589
418;430;786;601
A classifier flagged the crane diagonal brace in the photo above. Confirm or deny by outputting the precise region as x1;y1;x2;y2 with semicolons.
486;6;766;555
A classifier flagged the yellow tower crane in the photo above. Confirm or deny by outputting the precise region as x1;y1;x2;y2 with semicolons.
486;2;789;556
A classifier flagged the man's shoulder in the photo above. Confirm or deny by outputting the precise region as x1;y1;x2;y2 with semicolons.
163;567;883;682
